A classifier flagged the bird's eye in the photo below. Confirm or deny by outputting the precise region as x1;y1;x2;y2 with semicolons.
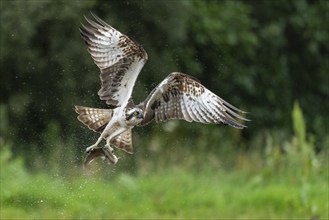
134;111;138;116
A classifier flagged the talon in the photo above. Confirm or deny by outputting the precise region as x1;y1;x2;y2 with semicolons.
86;145;97;153
103;144;114;153
102;146;119;165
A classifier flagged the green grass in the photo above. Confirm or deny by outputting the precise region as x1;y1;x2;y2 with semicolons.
2;101;327;219
1;146;328;219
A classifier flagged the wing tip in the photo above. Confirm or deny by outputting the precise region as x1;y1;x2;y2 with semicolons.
74;105;82;113
224;119;248;129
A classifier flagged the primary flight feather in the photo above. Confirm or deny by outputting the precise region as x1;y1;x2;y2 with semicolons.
75;13;248;166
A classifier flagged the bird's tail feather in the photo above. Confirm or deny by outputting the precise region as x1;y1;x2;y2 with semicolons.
74;106;113;133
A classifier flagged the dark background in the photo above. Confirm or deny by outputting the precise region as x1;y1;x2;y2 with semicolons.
0;0;328;170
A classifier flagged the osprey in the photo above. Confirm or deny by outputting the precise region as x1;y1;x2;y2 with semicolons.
75;13;248;166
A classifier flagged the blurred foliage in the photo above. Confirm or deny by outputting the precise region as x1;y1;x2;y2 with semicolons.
1;118;328;218
0;0;328;169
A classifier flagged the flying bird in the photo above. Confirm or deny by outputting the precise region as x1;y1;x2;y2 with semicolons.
75;13;248;166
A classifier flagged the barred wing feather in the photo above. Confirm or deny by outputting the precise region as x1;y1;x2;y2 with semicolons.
79;13;148;107
139;72;248;128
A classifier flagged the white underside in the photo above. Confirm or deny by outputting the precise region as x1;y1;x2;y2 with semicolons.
86;107;130;152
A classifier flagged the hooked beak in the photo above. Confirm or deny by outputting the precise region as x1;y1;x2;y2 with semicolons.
138;113;144;119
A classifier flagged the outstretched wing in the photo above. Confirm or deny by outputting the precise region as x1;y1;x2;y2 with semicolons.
138;72;249;128
80;13;148;107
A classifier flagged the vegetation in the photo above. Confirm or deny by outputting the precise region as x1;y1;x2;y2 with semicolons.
1;153;327;219
1;97;328;219
0;0;328;218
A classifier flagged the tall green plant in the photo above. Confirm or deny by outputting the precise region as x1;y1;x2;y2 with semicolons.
290;101;319;177
263;101;320;179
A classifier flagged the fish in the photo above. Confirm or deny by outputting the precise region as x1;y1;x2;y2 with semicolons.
84;145;120;167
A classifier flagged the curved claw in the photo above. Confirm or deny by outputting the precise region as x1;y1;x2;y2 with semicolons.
102;145;119;165
86;144;98;153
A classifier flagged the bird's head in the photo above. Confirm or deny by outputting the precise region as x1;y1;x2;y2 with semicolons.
125;107;144;125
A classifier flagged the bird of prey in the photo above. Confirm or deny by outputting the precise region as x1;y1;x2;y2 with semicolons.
75;13;248;166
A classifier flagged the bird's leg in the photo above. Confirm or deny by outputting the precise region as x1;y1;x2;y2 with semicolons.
85;136;103;153
102;144;119;165
85;120;116;153
97;127;127;163
105;136;112;148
